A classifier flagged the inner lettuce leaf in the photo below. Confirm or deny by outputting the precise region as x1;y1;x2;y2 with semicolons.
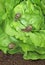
30;0;45;15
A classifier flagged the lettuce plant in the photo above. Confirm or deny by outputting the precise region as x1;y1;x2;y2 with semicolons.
0;0;45;60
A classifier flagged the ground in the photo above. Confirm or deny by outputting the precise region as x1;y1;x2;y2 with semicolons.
0;51;45;65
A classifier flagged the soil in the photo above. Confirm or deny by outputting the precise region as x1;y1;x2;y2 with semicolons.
0;51;45;65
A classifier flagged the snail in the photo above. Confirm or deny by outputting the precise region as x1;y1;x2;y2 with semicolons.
22;26;32;32
15;13;21;20
8;43;15;49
